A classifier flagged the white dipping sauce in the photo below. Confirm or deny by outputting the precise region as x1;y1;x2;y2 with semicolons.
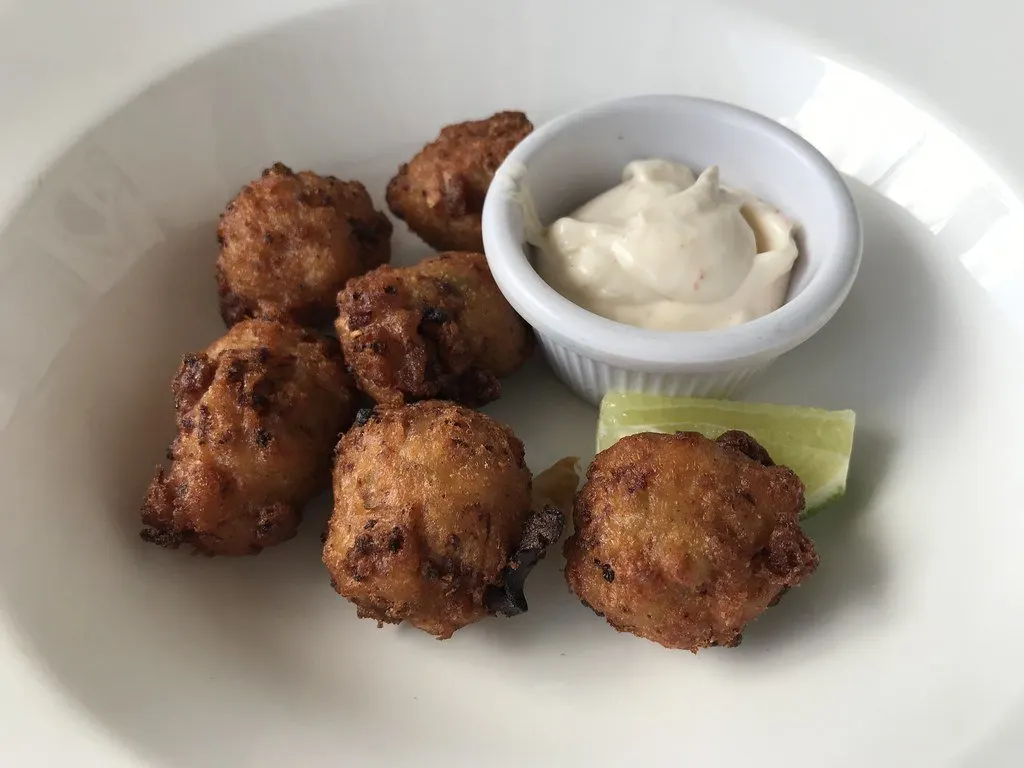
527;159;799;331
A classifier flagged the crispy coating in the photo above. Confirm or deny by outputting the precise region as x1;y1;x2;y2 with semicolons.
141;319;359;556
323;401;548;639
564;431;819;652
386;111;532;252
217;163;392;328
335;251;532;406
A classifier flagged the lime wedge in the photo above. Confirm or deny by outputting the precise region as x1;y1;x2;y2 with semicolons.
597;393;856;516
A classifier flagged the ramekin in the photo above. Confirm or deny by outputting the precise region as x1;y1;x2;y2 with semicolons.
481;95;863;405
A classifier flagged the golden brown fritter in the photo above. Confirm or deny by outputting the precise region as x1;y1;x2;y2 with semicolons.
216;163;392;328
322;401;564;639
335;251;532;406
386;111;532;252
564;430;819;652
141;319;359;556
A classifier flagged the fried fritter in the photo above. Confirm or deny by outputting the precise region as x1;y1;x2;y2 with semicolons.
386;111;532;252
335;251;532;406
564;430;819;652
322;401;564;639
141;319;359;556
216;163;392;328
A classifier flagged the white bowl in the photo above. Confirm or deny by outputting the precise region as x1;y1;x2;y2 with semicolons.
8;3;1024;766
482;95;863;405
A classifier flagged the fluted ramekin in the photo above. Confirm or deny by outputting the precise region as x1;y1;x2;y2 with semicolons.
481;95;862;405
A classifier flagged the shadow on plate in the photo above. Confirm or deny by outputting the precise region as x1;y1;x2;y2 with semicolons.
753;178;945;417
731;426;891;655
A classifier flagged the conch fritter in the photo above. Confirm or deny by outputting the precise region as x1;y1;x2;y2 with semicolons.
323;401;566;639
141;319;359;556
386;111;532;252
564;430;818;652
217;163;392;328
335;251;532;406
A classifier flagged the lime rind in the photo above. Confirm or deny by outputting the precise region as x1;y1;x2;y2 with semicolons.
597;393;856;517
601;397;854;450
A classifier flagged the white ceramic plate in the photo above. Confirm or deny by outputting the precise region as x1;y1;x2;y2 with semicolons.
2;1;1023;766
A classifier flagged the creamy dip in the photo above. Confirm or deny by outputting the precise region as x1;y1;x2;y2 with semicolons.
528;159;799;331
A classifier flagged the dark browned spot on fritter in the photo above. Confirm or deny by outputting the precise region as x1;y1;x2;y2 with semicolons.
716;430;775;466
249;376;277;413
579;598;605;618
610;464;652;494
225;359;246;384
255;428;273;448
216;273;259;327
348;216;391;246
140;528;185;548
421;307;448;324
347;310;373;331
354;534;373;554
437;279;459;296
174;353;215;400
438;368;501;407
364;519;378;530
387;527;404;553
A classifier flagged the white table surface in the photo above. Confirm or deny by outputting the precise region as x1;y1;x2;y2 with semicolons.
1;1;1022;764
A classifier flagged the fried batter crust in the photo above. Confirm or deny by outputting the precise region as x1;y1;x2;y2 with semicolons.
386;111;532;252
217;163;392;328
322;401;534;639
335;251;532;406
564;430;819;652
141;319;358;556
